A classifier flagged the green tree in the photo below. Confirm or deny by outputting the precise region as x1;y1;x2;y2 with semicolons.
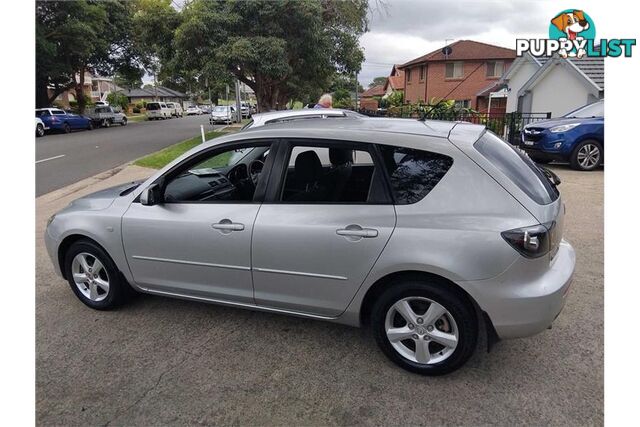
369;76;387;88
173;0;368;111
36;1;141;112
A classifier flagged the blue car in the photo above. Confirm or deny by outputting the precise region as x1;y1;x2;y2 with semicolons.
35;108;93;134
520;100;604;171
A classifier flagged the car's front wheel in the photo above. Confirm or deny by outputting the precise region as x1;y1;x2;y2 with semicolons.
64;240;128;310
571;140;603;171
121;117;127;126
63;123;71;133
371;278;478;375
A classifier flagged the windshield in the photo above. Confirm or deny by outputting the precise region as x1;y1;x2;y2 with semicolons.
213;106;228;112
147;103;160;110
564;101;604;118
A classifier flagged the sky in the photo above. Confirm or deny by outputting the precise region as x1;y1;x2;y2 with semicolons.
358;0;601;86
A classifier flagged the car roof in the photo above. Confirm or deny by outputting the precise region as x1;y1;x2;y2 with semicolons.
206;116;486;148
251;108;354;124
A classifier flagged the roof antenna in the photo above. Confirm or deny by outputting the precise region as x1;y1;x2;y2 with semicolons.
443;39;453;59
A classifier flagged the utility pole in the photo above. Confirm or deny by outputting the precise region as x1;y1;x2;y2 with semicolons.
234;79;242;123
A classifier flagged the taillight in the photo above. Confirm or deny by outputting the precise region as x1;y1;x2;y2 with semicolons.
501;223;551;258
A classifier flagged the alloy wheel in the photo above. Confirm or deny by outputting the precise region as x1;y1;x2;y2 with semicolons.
385;297;459;365
71;252;110;302
577;143;600;169
36;124;44;137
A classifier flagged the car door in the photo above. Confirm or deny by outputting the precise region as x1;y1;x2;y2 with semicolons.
122;140;276;303
251;140;396;317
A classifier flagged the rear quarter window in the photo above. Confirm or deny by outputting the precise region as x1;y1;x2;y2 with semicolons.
379;145;454;205
474;131;559;205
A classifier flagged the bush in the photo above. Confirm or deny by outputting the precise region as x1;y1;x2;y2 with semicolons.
107;92;130;112
132;107;141;114
135;101;145;109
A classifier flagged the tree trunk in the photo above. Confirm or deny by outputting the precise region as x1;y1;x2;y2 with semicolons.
75;67;87;114
36;78;50;108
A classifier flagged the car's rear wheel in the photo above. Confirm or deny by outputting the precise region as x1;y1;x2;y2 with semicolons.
64;240;128;310
371;279;478;375
571;140;603;171
63;123;71;133
36;123;45;137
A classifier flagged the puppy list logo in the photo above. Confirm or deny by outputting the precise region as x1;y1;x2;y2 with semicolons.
517;9;635;58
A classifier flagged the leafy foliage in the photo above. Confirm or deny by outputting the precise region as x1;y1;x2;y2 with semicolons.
106;92;130;112
369;76;387;88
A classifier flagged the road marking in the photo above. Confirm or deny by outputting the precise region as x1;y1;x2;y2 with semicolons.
35;154;65;164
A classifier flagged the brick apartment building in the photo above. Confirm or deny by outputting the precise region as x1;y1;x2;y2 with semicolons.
399;40;516;113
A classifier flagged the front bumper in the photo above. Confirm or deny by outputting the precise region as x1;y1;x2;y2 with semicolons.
462;240;576;339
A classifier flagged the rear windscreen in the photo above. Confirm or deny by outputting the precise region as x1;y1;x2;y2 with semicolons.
146;103;160;110
474;131;559;205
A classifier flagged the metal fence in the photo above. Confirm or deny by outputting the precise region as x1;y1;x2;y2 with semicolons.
356;108;552;145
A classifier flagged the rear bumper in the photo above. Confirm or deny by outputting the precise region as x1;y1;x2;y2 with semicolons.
462;240;576;339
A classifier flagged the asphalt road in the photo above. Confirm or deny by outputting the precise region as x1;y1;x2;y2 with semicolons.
35;115;213;196
35;164;603;425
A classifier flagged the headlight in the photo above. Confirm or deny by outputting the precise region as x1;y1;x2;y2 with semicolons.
46;214;56;228
550;123;581;133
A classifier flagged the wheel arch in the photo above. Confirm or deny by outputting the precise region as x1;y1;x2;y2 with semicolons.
357;269;499;350
57;234;109;280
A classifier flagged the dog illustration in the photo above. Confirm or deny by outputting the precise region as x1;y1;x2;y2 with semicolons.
551;10;590;58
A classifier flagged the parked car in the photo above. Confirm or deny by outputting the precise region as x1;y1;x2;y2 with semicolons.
166;102;184;118
145;102;172;120
86;106;128;127
520;100;604;171
239;102;252;118
186;106;203;116
36;117;45;137
241;108;365;130
45;117;574;375
94;101;109;107
35;108;93;133
209;105;237;124
199;105;212;114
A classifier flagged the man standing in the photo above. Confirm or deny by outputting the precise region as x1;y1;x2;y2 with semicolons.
314;94;333;109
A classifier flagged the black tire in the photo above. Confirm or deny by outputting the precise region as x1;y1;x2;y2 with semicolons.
371;278;478;376
36;123;45;137
64;239;128;310
570;139;603;171
121;117;127;126
87;121;94;131
63;123;71;133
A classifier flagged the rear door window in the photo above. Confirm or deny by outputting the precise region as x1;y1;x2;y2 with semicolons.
378;145;453;204
474;131;559;204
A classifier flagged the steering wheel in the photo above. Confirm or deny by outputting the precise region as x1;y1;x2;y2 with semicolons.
249;160;264;186
227;163;248;184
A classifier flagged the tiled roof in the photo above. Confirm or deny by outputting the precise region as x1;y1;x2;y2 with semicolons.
361;84;386;97
400;40;516;68
569;56;604;90
387;75;405;91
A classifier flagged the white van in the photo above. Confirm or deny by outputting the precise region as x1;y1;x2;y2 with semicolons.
165;102;184;118
145;102;172;120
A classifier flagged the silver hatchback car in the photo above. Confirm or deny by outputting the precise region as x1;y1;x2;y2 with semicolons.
45;118;575;375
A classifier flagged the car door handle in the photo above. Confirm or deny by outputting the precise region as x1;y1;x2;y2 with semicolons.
212;219;244;232
336;226;378;238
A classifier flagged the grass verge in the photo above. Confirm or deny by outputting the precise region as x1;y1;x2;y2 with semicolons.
134;130;227;169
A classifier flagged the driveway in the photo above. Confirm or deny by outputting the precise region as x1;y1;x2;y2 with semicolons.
35;164;603;425
35;115;214;196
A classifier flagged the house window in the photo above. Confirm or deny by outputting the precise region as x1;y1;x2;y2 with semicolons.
407;69;412;83
486;61;504;78
445;62;463;79
419;65;426;81
454;100;470;109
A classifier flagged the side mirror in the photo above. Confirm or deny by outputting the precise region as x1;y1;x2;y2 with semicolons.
140;184;162;206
